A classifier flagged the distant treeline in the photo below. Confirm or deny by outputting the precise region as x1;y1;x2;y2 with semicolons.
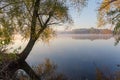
58;28;113;34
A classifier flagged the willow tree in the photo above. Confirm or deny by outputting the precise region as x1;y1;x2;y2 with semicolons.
98;0;120;33
0;0;87;61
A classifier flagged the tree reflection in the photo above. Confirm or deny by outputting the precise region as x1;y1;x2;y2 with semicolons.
34;59;67;80
0;54;67;80
1;52;120;80
71;34;113;41
114;35;120;46
96;65;120;80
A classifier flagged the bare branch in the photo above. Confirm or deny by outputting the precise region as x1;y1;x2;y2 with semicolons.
37;15;44;27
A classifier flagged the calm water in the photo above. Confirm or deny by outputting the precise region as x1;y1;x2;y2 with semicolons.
21;34;120;80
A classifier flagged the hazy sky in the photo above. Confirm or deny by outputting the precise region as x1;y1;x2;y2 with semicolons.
54;0;103;31
70;0;101;29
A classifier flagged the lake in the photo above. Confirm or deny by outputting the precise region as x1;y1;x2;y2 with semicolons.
14;34;120;80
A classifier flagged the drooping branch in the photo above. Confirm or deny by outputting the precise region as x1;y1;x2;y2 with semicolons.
23;0;33;17
99;0;118;10
0;1;23;10
112;14;120;21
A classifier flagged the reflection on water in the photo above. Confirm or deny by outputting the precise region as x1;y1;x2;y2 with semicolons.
114;35;120;46
1;34;120;80
15;59;67;80
71;34;113;41
0;57;67;80
25;34;120;80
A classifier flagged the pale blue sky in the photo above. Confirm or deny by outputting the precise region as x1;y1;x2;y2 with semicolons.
54;0;103;31
70;0;101;29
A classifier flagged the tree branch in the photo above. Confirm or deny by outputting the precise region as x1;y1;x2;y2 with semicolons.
23;0;32;17
99;0;118;10
112;14;120;21
0;1;23;10
47;22;62;25
36;12;53;39
37;15;44;27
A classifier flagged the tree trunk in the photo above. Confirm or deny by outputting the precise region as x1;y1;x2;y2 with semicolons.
21;61;40;80
19;0;40;60
0;60;20;80
19;38;37;61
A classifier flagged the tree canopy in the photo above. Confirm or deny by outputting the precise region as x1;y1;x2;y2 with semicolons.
98;0;120;33
0;1;88;79
0;0;87;60
0;0;87;44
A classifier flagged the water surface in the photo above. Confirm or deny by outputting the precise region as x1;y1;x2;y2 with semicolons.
24;34;120;80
